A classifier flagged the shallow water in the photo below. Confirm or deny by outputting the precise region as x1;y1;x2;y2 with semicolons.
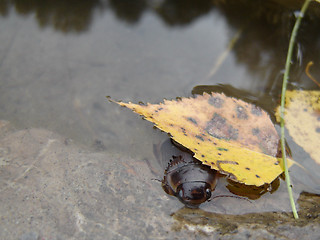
0;0;320;215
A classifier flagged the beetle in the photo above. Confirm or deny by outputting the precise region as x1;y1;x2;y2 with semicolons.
155;139;218;208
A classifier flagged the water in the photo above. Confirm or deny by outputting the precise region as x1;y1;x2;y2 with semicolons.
0;0;320;215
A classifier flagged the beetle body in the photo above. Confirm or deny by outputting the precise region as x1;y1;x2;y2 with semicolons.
157;139;218;207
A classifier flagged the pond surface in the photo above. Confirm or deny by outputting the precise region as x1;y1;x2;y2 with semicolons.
0;0;320;215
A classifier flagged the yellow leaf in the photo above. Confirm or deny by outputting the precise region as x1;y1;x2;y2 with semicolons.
276;90;320;164
109;93;288;186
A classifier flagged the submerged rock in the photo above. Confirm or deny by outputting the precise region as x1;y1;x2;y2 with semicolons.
0;121;319;240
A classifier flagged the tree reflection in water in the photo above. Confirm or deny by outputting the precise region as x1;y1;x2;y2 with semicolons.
0;0;319;93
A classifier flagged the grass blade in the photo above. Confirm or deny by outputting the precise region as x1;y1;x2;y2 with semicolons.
280;0;312;219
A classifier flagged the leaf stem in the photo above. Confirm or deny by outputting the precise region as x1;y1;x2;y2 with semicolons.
280;0;311;219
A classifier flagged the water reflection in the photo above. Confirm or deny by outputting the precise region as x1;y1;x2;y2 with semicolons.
215;1;320;94
2;1;319;30
0;0;100;32
1;1;319;146
1;1;319;89
108;0;147;24
155;0;213;26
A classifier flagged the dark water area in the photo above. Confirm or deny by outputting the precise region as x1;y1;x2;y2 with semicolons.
0;0;320;215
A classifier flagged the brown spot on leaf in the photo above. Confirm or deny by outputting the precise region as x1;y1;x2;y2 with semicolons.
187;117;198;125
217;147;228;151
206;113;239;140
195;135;204;141
208;96;224;108
251;106;262;116
252;128;260;136
236;105;248;119
228;127;239;140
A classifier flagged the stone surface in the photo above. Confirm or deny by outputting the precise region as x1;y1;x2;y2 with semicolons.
0;121;319;239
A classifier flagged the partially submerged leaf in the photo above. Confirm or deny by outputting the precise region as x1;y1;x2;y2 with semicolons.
109;93;287;186
276;90;320;164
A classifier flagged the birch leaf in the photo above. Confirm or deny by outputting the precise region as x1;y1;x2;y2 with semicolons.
276;90;320;164
109;93;289;186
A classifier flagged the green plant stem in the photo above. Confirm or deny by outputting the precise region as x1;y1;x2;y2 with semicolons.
280;0;311;219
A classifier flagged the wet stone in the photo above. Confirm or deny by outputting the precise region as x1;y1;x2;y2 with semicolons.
19;232;39;240
1;125;320;240
92;139;106;151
